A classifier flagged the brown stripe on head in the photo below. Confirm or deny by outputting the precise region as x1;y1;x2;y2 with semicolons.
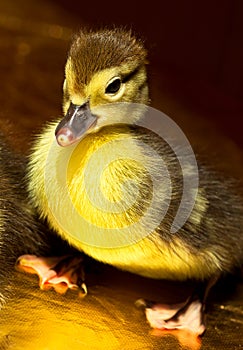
68;28;147;87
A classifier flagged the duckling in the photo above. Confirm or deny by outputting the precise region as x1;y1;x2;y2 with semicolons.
19;28;243;335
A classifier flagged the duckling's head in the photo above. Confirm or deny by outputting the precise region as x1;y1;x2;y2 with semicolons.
56;28;149;146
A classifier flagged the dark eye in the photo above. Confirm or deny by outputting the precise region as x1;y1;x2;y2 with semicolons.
105;78;122;94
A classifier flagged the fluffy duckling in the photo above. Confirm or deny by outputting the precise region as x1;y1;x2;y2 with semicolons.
19;28;243;335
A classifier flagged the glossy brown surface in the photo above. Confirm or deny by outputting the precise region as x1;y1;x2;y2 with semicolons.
0;0;242;348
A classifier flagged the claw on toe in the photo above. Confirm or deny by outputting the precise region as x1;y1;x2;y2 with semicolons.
16;254;87;296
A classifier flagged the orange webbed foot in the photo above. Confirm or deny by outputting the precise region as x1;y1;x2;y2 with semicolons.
16;254;87;296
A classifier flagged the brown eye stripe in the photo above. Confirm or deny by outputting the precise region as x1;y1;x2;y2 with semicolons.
121;67;140;83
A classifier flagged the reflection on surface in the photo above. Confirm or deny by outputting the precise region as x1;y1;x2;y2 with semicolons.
151;329;202;350
0;267;242;349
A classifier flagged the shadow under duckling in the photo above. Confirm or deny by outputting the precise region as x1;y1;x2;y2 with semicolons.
17;28;243;336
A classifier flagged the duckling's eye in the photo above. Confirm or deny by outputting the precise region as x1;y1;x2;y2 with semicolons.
105;77;122;94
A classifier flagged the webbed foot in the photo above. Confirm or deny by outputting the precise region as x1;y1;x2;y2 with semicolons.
16;254;87;296
136;296;205;336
